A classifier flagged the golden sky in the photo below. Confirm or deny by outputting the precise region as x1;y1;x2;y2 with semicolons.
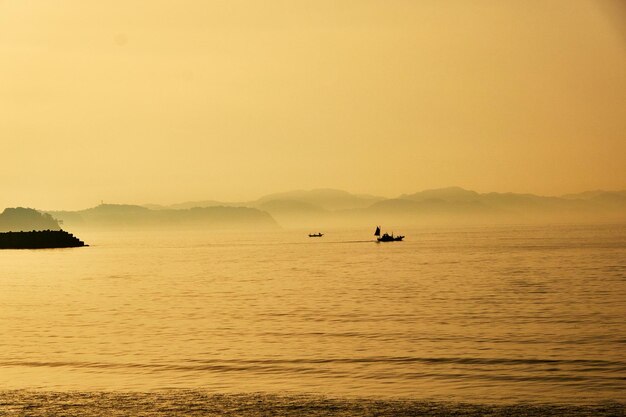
1;0;625;209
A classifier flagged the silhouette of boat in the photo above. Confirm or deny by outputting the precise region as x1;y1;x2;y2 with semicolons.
0;230;87;249
374;226;404;242
308;232;324;237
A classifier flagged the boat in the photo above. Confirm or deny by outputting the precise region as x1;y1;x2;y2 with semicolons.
308;232;324;237
0;229;87;249
374;226;404;242
378;233;404;242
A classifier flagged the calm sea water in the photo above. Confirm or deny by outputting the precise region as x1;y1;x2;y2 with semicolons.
1;224;625;408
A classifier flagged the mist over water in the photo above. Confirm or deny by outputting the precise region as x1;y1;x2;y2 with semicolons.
1;224;625;411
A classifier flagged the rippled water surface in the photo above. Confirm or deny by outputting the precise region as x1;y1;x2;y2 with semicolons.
1;224;625;405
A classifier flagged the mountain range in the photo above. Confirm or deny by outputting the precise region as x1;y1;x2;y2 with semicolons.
141;186;626;228
2;187;624;232
48;204;278;231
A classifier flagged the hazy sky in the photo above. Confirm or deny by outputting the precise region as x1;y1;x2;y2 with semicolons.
1;0;625;210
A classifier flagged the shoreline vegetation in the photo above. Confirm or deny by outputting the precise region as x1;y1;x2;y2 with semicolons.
0;391;623;416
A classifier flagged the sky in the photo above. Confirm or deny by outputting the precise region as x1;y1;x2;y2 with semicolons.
1;0;625;210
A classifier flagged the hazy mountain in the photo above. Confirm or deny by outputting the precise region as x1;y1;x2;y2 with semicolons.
360;197;507;226
560;190;626;206
255;199;330;228
0;207;62;232
561;190;625;199
140;188;384;228
400;186;481;202
143;189;383;212
479;192;570;213
168;200;242;210
345;187;625;226
253;188;384;211
141;203;168;210
49;204;278;230
591;192;626;205
369;198;495;215
382;188;626;225
171;206;278;229
74;187;626;230
256;199;327;214
143;200;245;210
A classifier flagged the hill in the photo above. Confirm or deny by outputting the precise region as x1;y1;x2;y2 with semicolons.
48;204;278;230
253;188;384;211
0;207;62;232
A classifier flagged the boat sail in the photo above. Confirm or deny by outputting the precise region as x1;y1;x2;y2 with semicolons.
374;226;381;236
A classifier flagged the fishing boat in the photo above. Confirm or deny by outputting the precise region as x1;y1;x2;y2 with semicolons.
374;226;404;242
308;232;324;237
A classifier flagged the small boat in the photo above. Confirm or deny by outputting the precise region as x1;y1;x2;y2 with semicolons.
374;226;404;242
308;232;324;237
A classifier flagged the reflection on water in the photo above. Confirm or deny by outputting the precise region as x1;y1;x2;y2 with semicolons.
0;224;625;404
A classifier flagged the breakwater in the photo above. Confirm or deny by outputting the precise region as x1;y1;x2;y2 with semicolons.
0;230;87;249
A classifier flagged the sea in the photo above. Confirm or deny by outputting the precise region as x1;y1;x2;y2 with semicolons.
1;224;624;416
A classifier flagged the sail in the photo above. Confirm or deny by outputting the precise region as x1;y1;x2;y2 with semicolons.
374;226;381;236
